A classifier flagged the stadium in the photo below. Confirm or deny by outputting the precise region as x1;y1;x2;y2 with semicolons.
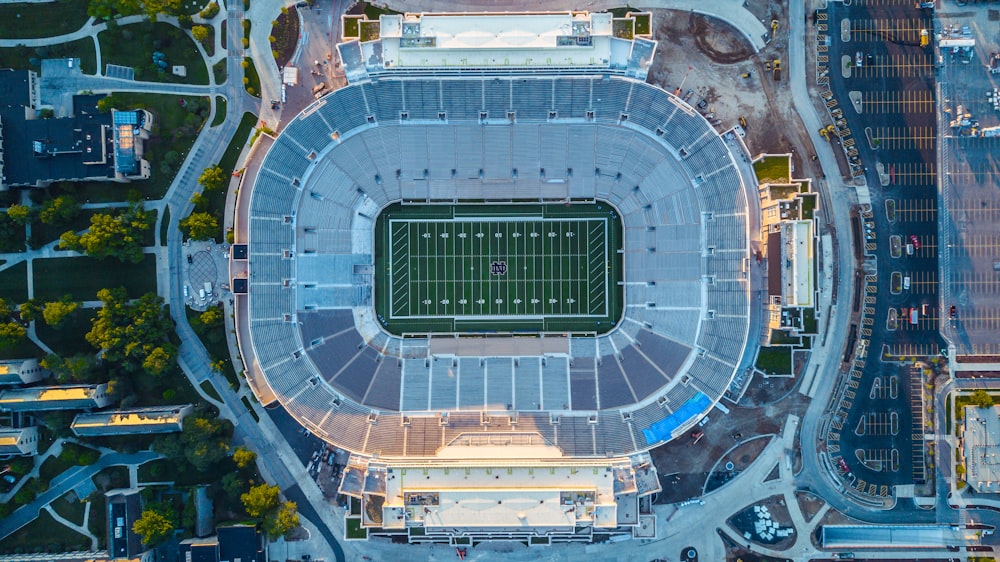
234;11;758;542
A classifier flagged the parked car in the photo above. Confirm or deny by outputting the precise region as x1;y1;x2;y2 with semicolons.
910;234;921;250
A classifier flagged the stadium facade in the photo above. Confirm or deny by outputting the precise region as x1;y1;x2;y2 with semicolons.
235;11;758;543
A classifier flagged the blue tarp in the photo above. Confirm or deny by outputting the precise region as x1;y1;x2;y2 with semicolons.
641;392;712;445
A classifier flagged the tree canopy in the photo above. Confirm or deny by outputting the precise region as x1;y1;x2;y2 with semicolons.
42;296;79;329
179;211;218;241
17;299;39;323
0;322;27;350
88;0;186;21
241;483;280;519
233;446;257;469
264;501;300;538
132;508;173;545
6;204;33;225
971;389;995;409
60;202;151;263
198;165;226;191
153;406;231;472
42;353;99;383
39;196;80;226
86;288;175;374
192;25;210;43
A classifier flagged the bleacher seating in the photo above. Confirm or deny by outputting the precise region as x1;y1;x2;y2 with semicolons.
246;74;755;459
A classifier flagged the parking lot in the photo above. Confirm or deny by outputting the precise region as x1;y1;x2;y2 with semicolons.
823;0;939;493
937;4;1000;359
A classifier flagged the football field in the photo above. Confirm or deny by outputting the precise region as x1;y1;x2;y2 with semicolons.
374;203;623;334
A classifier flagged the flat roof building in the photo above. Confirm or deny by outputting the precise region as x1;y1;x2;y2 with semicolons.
71;404;193;437
339;440;658;543
0;426;40;457
963;405;1000;493
107;488;149;560
0;358;45;386
0;383;113;412
338;11;656;83
0;67;152;190
178;524;264;562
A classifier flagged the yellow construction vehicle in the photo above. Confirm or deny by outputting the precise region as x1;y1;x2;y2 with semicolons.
771;19;779;38
920;29;929;48
818;124;836;141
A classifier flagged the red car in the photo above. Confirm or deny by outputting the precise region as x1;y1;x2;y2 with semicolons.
909;235;921;250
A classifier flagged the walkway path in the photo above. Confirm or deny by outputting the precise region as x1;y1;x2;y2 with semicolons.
43;503;99;551
0;450;160;540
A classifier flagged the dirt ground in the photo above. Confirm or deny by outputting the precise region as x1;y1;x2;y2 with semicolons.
706;436;774;493
794;490;826;523
645;2;823;182
651;384;808;503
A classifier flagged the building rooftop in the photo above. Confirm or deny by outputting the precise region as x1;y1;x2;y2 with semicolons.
0;383;111;411
781;220;815;308
71;404;193;436
964;405;1000;492
340;11;656;81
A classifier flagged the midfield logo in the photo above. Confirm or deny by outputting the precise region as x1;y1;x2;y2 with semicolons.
490;261;507;276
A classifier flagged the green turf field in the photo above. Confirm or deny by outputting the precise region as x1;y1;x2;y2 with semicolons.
374;203;623;335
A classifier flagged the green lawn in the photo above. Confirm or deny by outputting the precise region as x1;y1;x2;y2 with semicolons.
29;209;101;250
753;155;791;184
211;95;227;127
200;380;222;401
35;308;98;355
345;516;368;540
373;202;623;335
0;336;43;360
0;262;29;303
160;206;171;246
87;493;106;549
0;39;96;74
0;510;90;553
39;443;99;482
213;59;227;85
32;255;157;302
755;346;793;375
99;22;208;84
51;492;87;525
186;307;239;389
243;57;260;97
0;0;91;39
220;112;257;173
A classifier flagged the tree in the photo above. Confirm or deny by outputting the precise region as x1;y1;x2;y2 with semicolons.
64;202;151;263
39;196;80;225
87;289;174;372
0;322;26;349
191;25;209;43
0;298;9;319
971;389;995;409
190;192;209;212
199;307;223;329
221;472;245;498
179;212;218;241
184;415;229;471
233;446;257;469
132;508;173;545
198;165;226;191
141;345;175;376
17;299;39;323
42;296;79;329
6;204;33;225
264;501;299;538
241;484;280;518
87;0;142;20
43;353;101;384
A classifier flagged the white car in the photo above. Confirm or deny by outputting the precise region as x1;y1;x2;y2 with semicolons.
856;51;863;67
